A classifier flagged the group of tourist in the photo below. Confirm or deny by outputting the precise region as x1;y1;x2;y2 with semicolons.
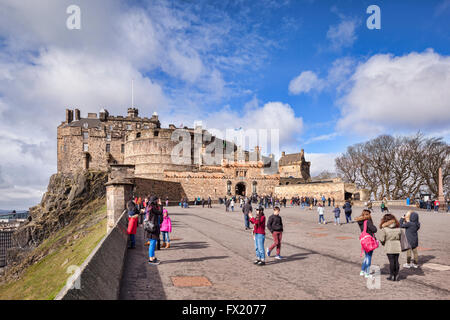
126;195;173;265
355;209;421;281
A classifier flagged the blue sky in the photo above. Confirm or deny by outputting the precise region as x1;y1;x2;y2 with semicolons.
0;0;449;209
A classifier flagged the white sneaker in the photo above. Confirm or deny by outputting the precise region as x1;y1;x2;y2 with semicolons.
411;263;419;268
360;271;365;276
364;273;371;278
403;263;411;268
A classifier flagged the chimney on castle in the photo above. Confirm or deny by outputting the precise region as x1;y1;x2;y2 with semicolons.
66;109;73;124
282;151;286;157
74;109;81;121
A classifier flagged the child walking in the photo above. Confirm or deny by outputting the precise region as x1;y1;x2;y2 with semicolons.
160;208;172;248
355;210;378;278
317;203;326;224
333;205;341;225
266;206;284;259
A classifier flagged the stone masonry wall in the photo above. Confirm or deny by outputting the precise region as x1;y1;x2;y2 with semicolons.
274;182;346;202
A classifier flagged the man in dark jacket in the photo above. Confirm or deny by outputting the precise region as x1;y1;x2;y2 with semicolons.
266;206;284;259
343;201;352;223
242;200;252;230
400;211;420;268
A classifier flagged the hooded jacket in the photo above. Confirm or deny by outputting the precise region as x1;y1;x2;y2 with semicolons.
379;220;401;254
400;212;420;249
267;214;283;233
343;202;352;214
356;214;377;237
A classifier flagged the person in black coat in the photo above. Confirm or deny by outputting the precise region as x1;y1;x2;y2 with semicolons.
242;200;252;230
400;211;420;268
266;206;284;259
355;209;377;277
145;196;163;265
343;201;353;223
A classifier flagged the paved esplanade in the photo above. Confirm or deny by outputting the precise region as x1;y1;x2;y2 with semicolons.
120;205;450;300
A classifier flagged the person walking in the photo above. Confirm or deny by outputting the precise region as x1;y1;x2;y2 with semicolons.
249;206;266;266
400;211;420;268
355;210;378;278
343;200;352;223
266;206;284;259
126;200;139;249
145;196;163;265
207;196;212;208
379;213;402;281
317;203;326;224
434;200;440;212
165;196;169;207
242;199;252;230
160;208;172;249
333;205;341;225
230;198;235;212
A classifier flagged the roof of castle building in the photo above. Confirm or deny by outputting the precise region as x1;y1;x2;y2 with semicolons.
63;118;102;128
279;153;306;166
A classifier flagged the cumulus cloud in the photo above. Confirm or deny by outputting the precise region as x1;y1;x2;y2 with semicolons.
306;153;339;176
336;49;450;136
0;0;278;209
199;99;304;155
288;71;325;94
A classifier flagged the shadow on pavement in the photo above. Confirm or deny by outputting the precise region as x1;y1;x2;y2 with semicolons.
119;227;167;300
170;241;210;250
161;255;229;264
265;252;313;265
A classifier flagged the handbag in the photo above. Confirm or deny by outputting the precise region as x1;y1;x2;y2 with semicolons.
359;220;379;256
144;219;156;233
400;228;411;251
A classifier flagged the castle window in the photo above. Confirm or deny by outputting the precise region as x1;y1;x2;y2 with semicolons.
83;122;88;129
83;132;89;140
63;144;67;152
106;133;111;141
136;132;141;138
252;181;257;194
106;144;110;153
137;124;141;129
154;130;159;137
126;124;132;130
83;143;89;152
121;144;125;153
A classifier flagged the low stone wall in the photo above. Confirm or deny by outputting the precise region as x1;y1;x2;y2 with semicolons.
134;177;187;200
55;210;128;300
274;181;346;202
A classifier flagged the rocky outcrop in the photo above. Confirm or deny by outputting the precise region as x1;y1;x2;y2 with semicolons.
7;171;108;263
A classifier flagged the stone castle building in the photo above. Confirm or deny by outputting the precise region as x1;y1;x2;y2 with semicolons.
58;107;367;202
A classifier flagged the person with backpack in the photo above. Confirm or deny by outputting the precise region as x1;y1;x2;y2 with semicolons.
317;203;326;224
249;206;266;266
333;205;341;225
266;206;284;259
400;211;420;268
242;199;252;230
160;208;172;249
355;210;378;278
379;213;402;281
343;201;352;223
144;196;163;265
126;200;139;249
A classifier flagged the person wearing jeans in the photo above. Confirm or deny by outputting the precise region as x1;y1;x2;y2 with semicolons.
242;200;252;230
249;206;266;266
355;209;378;277
145;197;163;265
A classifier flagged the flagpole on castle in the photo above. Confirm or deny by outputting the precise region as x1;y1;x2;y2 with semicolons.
131;79;134;108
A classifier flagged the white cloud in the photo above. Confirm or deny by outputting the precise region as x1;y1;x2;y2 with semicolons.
288;71;325;94
336;49;450;136
306;153;338;176
326;19;358;51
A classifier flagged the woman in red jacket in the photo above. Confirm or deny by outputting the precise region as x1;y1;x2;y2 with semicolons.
249;206;266;266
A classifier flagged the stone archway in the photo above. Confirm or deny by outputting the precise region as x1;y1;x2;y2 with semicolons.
235;182;246;196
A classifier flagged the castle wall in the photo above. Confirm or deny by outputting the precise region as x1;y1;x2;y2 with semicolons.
124;129;194;179
274;181;346;202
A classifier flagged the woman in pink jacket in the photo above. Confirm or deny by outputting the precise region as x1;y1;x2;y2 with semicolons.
160;209;172;248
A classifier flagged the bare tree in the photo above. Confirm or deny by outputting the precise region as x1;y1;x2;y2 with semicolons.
335;133;449;200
